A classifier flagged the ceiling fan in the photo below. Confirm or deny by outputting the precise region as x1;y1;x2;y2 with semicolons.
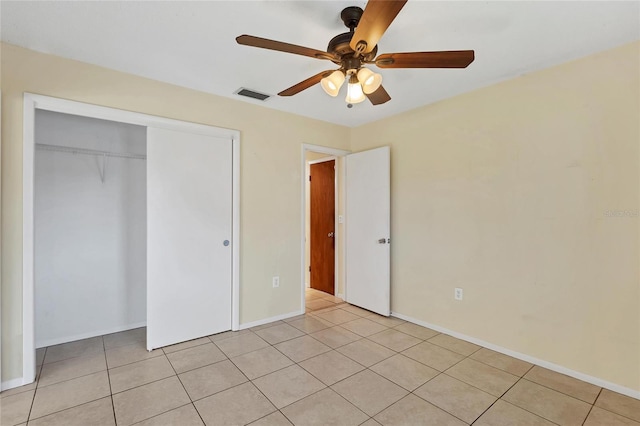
236;0;475;106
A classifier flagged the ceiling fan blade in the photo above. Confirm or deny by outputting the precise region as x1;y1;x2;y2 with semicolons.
350;0;408;55
278;70;334;97
375;50;475;68
366;85;391;105
236;35;338;62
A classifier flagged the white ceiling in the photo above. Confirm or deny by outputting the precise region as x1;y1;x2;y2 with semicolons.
1;1;638;127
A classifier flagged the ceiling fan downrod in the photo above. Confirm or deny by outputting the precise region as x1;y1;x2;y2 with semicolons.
340;6;363;32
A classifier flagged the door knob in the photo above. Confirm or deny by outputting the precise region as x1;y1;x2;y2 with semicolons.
328;232;335;238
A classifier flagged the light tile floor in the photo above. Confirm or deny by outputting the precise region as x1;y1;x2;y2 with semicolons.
2;288;639;425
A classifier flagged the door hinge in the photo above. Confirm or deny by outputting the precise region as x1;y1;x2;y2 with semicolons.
309;266;311;272
309;175;311;181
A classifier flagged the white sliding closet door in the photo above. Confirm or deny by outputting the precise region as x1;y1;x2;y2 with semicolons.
147;127;232;350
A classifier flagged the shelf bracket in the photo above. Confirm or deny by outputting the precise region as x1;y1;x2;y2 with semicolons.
99;153;107;183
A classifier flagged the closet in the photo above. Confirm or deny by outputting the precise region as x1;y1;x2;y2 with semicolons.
35;110;147;348
33;107;235;352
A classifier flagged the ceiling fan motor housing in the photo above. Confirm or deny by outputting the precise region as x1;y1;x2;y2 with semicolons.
327;7;378;66
327;32;377;60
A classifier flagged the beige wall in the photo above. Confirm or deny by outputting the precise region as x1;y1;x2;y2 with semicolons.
350;41;640;391
0;43;350;382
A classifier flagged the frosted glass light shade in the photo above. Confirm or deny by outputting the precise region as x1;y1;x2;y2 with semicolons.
320;71;345;97
357;68;382;94
345;81;366;104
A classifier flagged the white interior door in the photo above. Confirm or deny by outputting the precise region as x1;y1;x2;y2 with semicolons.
147;127;232;350
345;146;390;316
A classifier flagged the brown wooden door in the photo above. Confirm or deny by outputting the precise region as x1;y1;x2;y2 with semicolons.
310;160;335;295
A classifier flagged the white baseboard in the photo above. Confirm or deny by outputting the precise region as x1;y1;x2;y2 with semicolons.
337;293;345;300
239;310;304;330
36;321;147;348
1;377;28;392
391;311;640;400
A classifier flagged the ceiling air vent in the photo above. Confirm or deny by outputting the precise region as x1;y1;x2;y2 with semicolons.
234;88;271;101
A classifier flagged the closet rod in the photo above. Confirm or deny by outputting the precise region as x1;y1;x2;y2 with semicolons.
35;143;146;160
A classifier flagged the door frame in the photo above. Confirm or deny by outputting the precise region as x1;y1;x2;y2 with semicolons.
307;156;337;295
22;93;241;385
300;144;350;313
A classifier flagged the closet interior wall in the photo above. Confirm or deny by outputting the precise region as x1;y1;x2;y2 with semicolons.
34;110;147;348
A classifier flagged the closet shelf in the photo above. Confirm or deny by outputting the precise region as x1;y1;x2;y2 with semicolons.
35;143;146;160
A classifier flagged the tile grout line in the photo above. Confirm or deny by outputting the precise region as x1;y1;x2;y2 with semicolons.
26;342;114;424
408;372;474;425
588;403;640;424
26;393;118;424
162;338;214;356
106;343;230;400
39;350;104;367
28;365;110;391
188;380;251;404
344;367;411;420
227;350;295;383
242;410;279;425
108;348;164;369
128;402;194;426
163;349;208;426
470;364;565;426
467;363;534;425
102;336;118;426
468;382;524;425
405;346;527;425
277;382;369;423
217;351;283;423
516;377;600;407
105;341;163;370
581;388;603;426
109;372;183;397
24;346;46;423
520;374;603;406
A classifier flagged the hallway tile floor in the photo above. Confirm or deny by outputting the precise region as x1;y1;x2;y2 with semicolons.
1;288;639;425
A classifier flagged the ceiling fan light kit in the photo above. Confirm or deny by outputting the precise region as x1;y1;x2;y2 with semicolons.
345;73;367;104
320;70;346;97
357;67;383;94
236;0;474;107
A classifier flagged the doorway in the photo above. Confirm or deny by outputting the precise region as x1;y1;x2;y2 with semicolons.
309;158;336;295
301;144;350;313
301;144;392;317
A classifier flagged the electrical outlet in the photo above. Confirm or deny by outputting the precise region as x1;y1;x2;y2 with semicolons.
272;276;280;288
454;287;463;301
